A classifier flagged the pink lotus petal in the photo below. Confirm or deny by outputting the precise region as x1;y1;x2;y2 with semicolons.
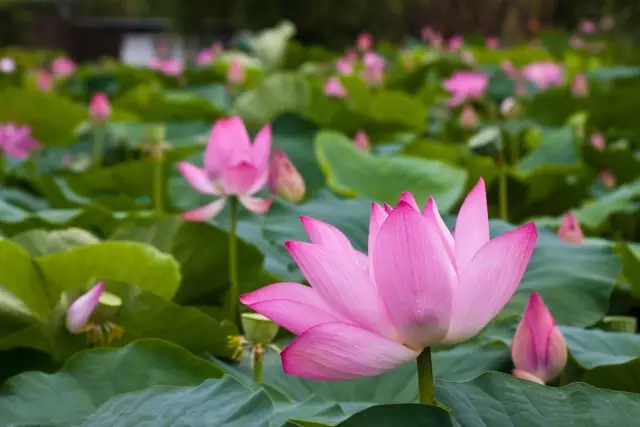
398;192;420;212
285;241;395;339
238;196;271;214
557;212;584;244
282;322;418;380
240;283;349;335
181;199;227;222
454;178;489;273
204;117;251;177
512;369;544;384
178;162;217;194
223;161;265;196
90;93;111;122
301;216;367;269
423;197;454;264
368;203;389;259
251;124;272;169
66;283;104;333
444;222;538;344
372;202;456;348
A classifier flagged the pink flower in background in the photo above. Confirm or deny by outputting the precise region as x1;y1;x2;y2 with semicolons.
421;26;435;41
0;57;15;73
443;71;489;106
178;116;272;221
569;35;584;49
361;52;386;86
357;32;373;52
522;61;564;90
598;169;616;189
486;37;500;49
196;49;215;66
66;283;104;333
459;104;479;129
571;73;588;97
344;48;358;63
268;149;305;203
557;212;584;244
324;77;347;98
241;179;537;380
501;60;517;77
90;93;111;122
579;20;596;34
161;58;183;76
590;132;605;151
601;15;614;31
336;58;353;75
511;292;567;384
37;69;53;92
448;35;464;51
149;56;163;70
353;130;370;151
227;60;245;85
51;57;76;78
0;123;41;159
430;34;444;49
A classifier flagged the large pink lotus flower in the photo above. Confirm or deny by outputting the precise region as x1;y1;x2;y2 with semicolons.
90;93;111;122
66;282;104;333
443;71;489;106
522;62;564;90
324;77;347;98
0;123;41;159
227;60;245;85
512;292;567;384
51;57;76;78
557;212;584;244
0;57;15;73
357;32;373;52
241;179;538;380
178;116;272;221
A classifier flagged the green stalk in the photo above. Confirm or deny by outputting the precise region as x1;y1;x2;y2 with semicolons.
153;152;163;214
92;124;105;168
417;348;435;405
228;197;239;322
253;347;264;384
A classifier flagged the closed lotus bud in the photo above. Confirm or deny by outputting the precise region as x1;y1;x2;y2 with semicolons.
227;60;245;85
66;282;104;333
557;212;584;244
268;149;305;203
241;313;279;346
90;93;111;122
598;169;616;189
572;73;588;98
512;292;567;384
590;133;605;150
37;70;53;92
357;32;373;52
353;130;370;151
486;37;500;50
459;105;479;129
324;77;347;98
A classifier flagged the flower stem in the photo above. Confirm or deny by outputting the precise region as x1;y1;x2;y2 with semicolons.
253;346;264;384
228;196;239;323
92;124;105;168
499;159;509;221
153;151;163;214
417;347;435;405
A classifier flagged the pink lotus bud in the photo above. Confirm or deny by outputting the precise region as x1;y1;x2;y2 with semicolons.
268;149;305;203
90;93;111;122
569;35;584;49
336;58;353;75
353;130;370;151
196;49;214;66
324;77;347;98
598;169;616;189
161;58;183;76
459;105;479;129
448;35;464;51
421;26;435;41
0;57;15;73
501;60;517;77
601;16;614;31
37;70;53;92
579;20;596;34
486;37;500;49
512;292;567;384
227;60;245;85
571;73;588;97
51;57;76;78
557;212;584;244
66;282;105;333
590;133;605;151
357;32;373;52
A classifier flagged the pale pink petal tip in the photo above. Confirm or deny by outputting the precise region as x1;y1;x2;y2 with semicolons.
181;199;227;222
66;282;105;333
512;369;545;384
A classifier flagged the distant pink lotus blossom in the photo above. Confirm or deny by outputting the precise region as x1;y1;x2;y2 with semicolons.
0;123;41;159
37;69;53;92
227;60;245;85
66;283;104;333
178;116;272;221
459;105;479;129
161;58;183;76
324;77;347;98
148;56;163;71
443;71;489;106
90;93;111;122
571;73;588;97
502;60;517;77
590;133;605;151
344;48;359;63
598;169;616;189
569;35;584;49
51;57;76;78
512;293;567;384
268;149;305;203
241;179;537;380
357;32;373;52
336;58;353;75
448;35;464;51
486;37;500;49
196;49;215;66
579;20;596;34
601;16;614;31
353;130;370;151
557;212;584;244
421;26;435;41
430;35;444;49
0;57;15;73
522;62;564;90
361;52;386;86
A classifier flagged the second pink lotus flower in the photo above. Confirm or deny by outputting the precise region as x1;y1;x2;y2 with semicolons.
443;71;489;106
241;179;538;380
